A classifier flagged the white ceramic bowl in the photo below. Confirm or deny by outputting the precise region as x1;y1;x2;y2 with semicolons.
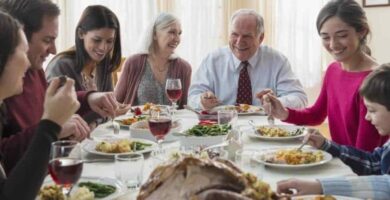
129;120;181;142
178;134;227;148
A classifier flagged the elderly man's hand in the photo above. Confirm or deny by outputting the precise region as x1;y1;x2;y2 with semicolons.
88;92;118;118
200;91;220;110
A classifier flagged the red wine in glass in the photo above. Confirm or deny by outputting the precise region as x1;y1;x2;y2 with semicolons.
166;89;182;101
148;117;172;141
49;158;83;188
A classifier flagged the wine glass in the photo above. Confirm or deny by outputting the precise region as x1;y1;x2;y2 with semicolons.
148;106;172;155
48;140;83;196
165;78;182;113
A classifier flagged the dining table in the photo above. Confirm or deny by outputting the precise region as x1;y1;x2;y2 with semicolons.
70;109;356;200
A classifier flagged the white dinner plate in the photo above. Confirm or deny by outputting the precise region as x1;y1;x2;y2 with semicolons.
247;125;306;141
129;119;181;142
210;105;266;115
292;194;363;200
39;176;127;200
82;138;157;156
114;115;147;129
254;147;332;169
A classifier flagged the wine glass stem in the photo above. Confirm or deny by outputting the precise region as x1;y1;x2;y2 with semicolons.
157;139;163;154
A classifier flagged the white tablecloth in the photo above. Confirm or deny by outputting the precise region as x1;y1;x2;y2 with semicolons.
79;110;356;199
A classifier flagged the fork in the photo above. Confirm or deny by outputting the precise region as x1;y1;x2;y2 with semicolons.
111;116;120;135
267;103;275;126
296;134;309;151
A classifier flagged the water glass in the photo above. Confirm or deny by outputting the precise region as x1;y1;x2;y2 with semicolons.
217;110;238;128
115;153;144;189
235;149;265;180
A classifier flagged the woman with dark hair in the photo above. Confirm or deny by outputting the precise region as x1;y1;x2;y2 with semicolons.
260;0;387;151
115;13;191;109
0;10;79;199
46;5;122;92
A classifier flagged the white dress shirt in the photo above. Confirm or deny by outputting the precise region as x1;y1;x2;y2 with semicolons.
188;45;308;109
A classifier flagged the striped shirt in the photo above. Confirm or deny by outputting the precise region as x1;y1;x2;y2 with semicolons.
319;175;390;200
321;139;390;175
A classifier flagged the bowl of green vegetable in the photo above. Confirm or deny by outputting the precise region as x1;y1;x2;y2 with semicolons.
179;124;231;147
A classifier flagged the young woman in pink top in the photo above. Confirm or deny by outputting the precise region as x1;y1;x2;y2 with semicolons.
259;0;388;151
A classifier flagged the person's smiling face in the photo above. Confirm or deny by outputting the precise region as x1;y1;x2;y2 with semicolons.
229;14;263;61
79;27;116;62
364;98;390;136
155;21;182;56
0;30;30;98
319;16;365;62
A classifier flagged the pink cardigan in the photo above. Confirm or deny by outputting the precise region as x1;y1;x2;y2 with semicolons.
285;62;388;151
115;54;192;108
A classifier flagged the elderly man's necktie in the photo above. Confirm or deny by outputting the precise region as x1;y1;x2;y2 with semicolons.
236;61;252;105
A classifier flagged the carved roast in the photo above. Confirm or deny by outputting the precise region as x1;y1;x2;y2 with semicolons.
137;155;280;200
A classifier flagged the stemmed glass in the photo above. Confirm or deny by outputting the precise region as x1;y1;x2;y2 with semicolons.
48;140;83;196
148;106;172;155
165;78;182;113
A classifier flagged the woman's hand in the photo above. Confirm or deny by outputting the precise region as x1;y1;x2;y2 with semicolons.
42;77;80;126
256;91;289;120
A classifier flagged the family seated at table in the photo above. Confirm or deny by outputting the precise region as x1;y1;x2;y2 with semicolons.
0;0;390;199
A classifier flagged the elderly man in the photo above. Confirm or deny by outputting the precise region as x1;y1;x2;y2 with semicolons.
0;0;118;174
188;9;307;110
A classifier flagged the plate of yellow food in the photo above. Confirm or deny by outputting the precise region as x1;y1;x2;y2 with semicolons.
248;125;306;141
209;104;265;115
82;138;157;156
37;176;127;200
254;147;332;168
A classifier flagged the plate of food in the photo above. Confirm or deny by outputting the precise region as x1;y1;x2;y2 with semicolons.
209;104;265;115
82;138;157;156
130;103;169;116
129;119;181;142
37;176;127;200
248;125;306;141
114;115;147;128
176;124;231;147
254;147;332;169
292;194;362;200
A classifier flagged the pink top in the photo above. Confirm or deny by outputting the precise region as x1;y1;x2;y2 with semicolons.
285;62;388;151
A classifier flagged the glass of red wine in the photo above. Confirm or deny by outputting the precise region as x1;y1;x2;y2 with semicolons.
165;78;182;113
49;140;83;196
148;107;172;155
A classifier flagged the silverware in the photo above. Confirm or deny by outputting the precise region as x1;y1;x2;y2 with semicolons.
267;103;275;126
184;105;201;115
296;135;309;151
82;159;114;163
248;120;261;135
111;117;120;135
201;142;229;152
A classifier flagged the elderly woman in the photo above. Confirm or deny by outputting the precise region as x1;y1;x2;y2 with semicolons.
115;13;192;109
0;11;79;199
